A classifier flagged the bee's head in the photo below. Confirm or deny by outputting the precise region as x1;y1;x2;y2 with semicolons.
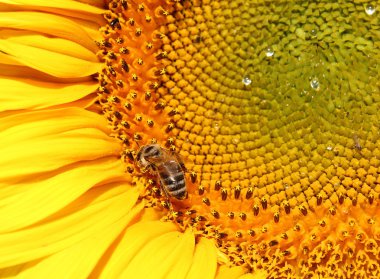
138;144;162;164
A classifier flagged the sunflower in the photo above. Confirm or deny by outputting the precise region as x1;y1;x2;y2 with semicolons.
0;0;379;278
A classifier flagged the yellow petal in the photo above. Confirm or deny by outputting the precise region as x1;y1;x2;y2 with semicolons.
0;50;18;65
0;11;98;51
238;270;268;279
1;0;104;22
0;158;129;233
0;262;31;278
166;230;195;279
131;207;166;224
0;76;97;111
99;221;178;279
3;0;103;13
0;39;101;78
185;237;217;279
17;203;144;279
0;30;98;61
70;17;103;42
0;108;119;184
0;186;139;268
120;230;195;279
0;64;92;83
0;106;110;133
216;266;248;279
74;0;104;8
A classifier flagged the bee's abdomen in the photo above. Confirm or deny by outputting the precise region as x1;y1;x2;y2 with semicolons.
158;161;187;199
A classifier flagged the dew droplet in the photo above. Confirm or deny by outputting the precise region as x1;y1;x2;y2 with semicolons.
365;4;376;15
310;29;317;38
242;76;252;86
310;77;320;91
265;47;274;57
326;146;333;151
213;122;220;131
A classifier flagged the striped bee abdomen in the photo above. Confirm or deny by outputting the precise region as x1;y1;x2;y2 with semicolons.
157;160;187;199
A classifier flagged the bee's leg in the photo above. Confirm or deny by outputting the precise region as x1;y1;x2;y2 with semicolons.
157;177;174;213
179;161;188;173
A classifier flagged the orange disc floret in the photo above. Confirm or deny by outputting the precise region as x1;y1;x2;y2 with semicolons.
97;0;177;151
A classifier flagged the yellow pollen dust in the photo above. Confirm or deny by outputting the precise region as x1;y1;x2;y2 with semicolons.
97;0;380;277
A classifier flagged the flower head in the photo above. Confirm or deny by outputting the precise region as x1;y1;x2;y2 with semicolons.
1;0;380;278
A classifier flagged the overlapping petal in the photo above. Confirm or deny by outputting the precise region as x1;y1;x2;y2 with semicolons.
0;185;140;268
0;11;100;51
1;0;104;15
0;30;98;61
0;77;97;111
99;220;178;278
0;1;145;277
0;104;141;272
0;39;102;78
185;237;218;279
17;203;144;278
120;229;195;279
0;108;119;182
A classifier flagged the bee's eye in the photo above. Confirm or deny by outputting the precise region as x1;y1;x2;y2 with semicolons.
151;149;160;157
145;146;160;156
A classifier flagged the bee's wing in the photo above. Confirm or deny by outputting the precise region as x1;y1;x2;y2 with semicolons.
160;147;190;172
176;154;188;172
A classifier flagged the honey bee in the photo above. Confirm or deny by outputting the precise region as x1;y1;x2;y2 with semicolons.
136;144;187;200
